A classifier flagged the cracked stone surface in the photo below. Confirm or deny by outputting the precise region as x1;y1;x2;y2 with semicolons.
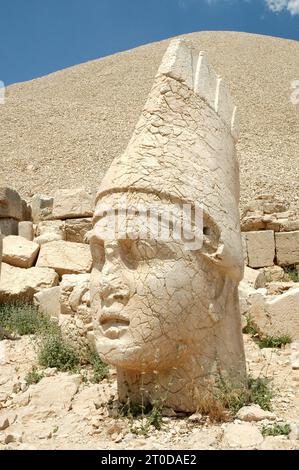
89;39;246;412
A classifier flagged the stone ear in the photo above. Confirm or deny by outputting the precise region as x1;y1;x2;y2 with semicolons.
201;214;221;256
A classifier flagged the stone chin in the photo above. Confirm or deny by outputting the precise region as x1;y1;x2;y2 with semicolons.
94;329;191;372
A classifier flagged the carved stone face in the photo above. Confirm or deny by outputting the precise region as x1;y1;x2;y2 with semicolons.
90;193;222;373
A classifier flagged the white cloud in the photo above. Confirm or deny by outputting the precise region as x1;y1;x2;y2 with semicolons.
266;0;299;14
177;0;299;15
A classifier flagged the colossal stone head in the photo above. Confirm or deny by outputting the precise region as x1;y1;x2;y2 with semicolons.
90;39;246;412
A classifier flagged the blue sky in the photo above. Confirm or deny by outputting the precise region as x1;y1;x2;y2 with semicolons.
0;0;298;85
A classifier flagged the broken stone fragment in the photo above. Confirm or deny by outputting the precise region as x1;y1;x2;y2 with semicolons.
36;240;92;276
2;235;39;268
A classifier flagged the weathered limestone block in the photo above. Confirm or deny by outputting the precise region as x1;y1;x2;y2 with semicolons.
222;423;264;449
59;274;92;360
243;266;260;287
242;195;288;217
90;39;246;412
0;218;18;236
52;188;95;220
0;263;59;302
20;375;81;421
2;235;40;268
239;281;258;317
65;218;92;243
275;231;299;266
60;273;90;315
31;194;54;223
255;265;289;288
36;240;92;276
241;233;248;265
243;231;275;268
34;286;61;318
266;281;297;295
34;220;65;245
18;221;34;241
248;288;299;339
0;187;23;220
236;404;275;422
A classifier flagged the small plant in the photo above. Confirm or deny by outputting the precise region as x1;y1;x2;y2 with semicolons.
25;367;44;385
258;335;292;349
0;302;56;336
146;400;163;431
247;376;273;411
262;423;291;437
38;334;79;371
118;398;164;436
88;350;109;383
204;374;274;421
243;316;259;336
242;313;292;349
285;266;299;283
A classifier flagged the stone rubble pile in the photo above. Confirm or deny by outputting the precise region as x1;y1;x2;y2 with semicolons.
241;194;299;268
0;186;94;353
239;194;299;340
1;188;299;350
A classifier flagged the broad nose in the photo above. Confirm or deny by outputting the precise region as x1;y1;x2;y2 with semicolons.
99;243;131;303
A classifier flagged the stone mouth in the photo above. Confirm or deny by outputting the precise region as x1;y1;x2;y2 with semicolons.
100;314;130;340
100;315;130;327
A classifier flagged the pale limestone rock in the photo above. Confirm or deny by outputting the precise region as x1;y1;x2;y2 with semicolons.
244;231;275;268
34;286;61;318
0;417;9;431
0;218;18;236
238;281;258;316
59;274;91;359
52;188;95;220
18;221;34;241
242;195;288;217
249;288;299;340
71;383;116;417
255;265;288;288
260;436;296;450
187;428;222;450
4;432;23;444
236;405;275;422
34;220;65;245
65;218;92;243
20;374;81;421
0;263;58;302
0;187;23;220
223;423;264;449
0;412;16;431
2;235;39;268
243;266;260;287
90;39;246;413
31;194;54;223
36;240;92;276
289;423;299;440
275;231;299;266
266;282;297;295
60;273;90;315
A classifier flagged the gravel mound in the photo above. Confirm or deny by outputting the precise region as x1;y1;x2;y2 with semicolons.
1;31;298;211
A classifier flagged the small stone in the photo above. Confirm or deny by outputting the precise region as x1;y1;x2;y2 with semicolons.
223;423;264;449
5;432;23;444
188;412;203;423
0;417;9;431
236;405;275;422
